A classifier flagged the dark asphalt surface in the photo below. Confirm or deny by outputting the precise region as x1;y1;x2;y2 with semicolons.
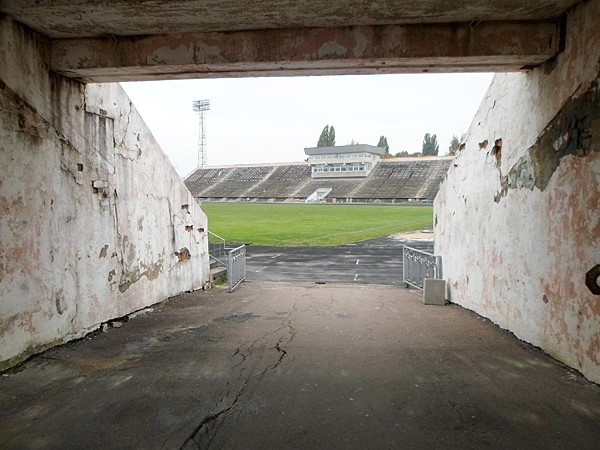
2;283;599;449
245;236;434;285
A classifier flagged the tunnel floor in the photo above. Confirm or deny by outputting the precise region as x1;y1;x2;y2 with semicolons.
1;282;599;449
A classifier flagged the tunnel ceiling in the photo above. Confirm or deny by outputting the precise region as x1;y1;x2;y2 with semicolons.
0;0;580;38
0;0;583;81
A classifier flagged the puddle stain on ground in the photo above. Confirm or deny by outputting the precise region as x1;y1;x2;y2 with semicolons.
215;313;260;324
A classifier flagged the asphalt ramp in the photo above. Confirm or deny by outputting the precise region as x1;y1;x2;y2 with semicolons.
1;282;599;449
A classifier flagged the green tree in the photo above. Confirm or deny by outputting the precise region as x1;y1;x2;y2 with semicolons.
448;135;460;156
377;135;390;157
317;125;336;147
422;133;439;156
395;151;409;157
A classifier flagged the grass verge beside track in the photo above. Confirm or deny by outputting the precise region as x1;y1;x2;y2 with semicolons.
201;202;433;246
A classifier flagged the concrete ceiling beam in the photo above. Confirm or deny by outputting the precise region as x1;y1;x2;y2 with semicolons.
51;21;561;83
1;0;579;38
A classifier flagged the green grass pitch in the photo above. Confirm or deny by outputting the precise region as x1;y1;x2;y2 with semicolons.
201;202;433;247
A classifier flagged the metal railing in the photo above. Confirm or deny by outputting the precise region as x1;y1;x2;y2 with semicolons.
227;244;246;292
208;230;228;265
402;245;442;290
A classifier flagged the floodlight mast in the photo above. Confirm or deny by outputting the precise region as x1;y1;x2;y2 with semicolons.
192;99;210;167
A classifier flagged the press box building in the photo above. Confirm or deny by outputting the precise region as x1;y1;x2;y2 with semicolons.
304;145;384;178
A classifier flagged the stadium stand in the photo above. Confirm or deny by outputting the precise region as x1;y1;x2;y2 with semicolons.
184;158;453;203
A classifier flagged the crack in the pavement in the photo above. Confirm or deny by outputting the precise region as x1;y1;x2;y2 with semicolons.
326;295;335;313
231;347;247;370
244;305;297;401
275;342;287;356
448;400;465;431
180;383;246;449
181;303;298;449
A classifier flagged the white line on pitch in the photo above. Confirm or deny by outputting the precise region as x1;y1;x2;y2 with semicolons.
255;266;267;272
271;254;281;259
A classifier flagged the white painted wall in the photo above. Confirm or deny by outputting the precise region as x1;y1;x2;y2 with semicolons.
435;1;600;383
0;17;209;369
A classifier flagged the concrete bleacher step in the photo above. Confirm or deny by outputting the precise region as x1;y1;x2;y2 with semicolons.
210;266;227;284
209;256;227;284
186;159;453;202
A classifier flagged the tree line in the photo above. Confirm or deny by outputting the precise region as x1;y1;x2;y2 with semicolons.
317;125;462;157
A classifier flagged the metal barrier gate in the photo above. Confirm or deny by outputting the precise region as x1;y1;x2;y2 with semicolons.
402;245;442;290
227;244;246;292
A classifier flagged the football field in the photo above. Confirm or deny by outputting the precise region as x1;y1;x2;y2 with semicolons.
201;202;433;246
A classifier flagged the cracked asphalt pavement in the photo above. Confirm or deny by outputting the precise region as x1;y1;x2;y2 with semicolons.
1;282;600;449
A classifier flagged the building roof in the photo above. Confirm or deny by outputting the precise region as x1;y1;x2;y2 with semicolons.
304;145;385;156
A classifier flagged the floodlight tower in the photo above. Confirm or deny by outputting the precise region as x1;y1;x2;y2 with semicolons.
192;99;211;167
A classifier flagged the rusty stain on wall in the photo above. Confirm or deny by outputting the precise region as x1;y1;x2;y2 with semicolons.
176;247;191;261
491;138;502;167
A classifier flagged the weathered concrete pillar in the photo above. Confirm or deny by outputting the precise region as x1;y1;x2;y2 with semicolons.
434;0;600;383
0;16;209;370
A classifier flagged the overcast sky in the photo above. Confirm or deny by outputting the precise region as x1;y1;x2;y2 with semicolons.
121;73;494;177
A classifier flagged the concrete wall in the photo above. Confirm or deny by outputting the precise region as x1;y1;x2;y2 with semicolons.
0;17;209;370
435;0;600;383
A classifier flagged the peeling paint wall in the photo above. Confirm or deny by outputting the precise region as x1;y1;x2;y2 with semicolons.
435;0;600;383
0;17;209;370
